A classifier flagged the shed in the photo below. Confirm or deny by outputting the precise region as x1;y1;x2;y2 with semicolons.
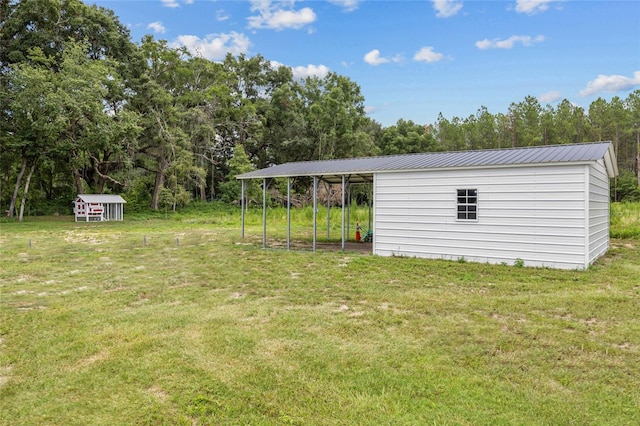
237;142;618;270
73;194;126;222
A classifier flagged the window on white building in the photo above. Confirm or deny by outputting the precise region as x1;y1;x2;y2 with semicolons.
457;189;477;220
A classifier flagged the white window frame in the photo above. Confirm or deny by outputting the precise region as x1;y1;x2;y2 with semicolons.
456;189;478;221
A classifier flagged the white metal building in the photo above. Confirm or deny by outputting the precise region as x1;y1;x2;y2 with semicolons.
237;142;618;270
73;194;126;222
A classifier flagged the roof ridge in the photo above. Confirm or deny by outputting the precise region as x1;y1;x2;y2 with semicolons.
238;142;616;182
270;141;613;167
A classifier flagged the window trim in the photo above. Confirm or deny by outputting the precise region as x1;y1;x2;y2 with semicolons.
456;188;478;222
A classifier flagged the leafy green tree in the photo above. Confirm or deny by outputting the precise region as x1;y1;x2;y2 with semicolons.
0;0;134;67
434;113;465;151
554;99;585;145
540;104;555;145
508;96;542;146
303;72;375;160
129;37;201;210
608;96;632;172
494;113;512;149
174;56;233;201
54;42;138;194
378;119;435;155
625;90;640;185
474;106;498;150
1;0;138;216
612;171;640;202
262;80;312;164
3;42;128;218
2;49;56;218
219;54;283;168
219;144;258;204
160;151;203;211
588;96;635;173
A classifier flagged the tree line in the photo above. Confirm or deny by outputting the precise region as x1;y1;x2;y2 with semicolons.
1;0;639;219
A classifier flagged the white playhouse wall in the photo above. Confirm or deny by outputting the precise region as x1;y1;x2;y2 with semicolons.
373;163;606;270
74;199;105;221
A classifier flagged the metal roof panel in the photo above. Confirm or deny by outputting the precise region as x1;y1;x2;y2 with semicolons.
75;194;127;203
237;142;616;180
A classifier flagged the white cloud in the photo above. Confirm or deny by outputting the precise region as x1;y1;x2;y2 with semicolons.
363;49;387;66
579;71;640;97
216;10;230;22
169;32;251;60
475;35;545;49
327;0;361;12
413;46;444;63
147;21;166;34
271;61;330;79
364;105;378;114
515;0;559;14
432;0;463;18
538;91;562;104
248;0;316;30
161;0;179;8
291;64;330;79
363;49;402;66
161;0;193;8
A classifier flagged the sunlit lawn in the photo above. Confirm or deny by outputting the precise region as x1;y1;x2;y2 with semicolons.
1;203;639;425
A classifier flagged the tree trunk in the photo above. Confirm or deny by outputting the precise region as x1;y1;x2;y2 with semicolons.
151;157;168;210
210;164;216;201
97;178;106;194
73;168;84;195
151;170;164;210
18;163;36;222
8;158;27;218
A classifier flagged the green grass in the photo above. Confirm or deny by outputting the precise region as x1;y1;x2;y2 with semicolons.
611;201;640;238
1;204;639;425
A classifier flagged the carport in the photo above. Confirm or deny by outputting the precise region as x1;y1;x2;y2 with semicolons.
236;161;375;252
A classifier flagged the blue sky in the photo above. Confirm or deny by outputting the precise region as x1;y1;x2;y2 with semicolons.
90;0;640;127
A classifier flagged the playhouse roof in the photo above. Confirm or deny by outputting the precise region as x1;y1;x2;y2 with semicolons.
237;141;617;184
74;194;126;204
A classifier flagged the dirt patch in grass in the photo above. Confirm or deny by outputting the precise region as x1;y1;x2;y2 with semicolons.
63;230;104;244
264;239;372;254
0;366;13;388
317;241;372;254
147;385;169;402
69;351;111;372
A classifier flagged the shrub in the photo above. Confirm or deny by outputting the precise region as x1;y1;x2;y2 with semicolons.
611;171;640;202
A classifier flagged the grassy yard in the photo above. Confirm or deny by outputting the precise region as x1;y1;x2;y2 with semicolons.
1;203;639;425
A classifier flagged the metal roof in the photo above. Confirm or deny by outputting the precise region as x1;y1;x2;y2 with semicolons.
74;194;127;203
237;142;618;183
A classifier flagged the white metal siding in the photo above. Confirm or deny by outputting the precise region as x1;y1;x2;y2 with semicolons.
588;160;610;264
374;164;589;269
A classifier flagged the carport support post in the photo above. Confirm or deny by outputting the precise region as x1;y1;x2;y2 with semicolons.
341;175;345;251
346;180;351;241
262;178;267;249
326;182;331;240
368;181;373;232
313;176;318;252
241;179;245;241
287;177;291;250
